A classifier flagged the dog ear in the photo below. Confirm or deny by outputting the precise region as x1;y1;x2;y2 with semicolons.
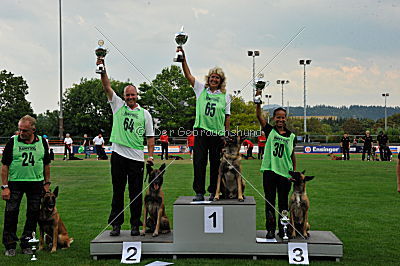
301;170;306;174
146;162;153;174
305;176;314;181
53;186;59;197
159;163;166;172
288;171;295;177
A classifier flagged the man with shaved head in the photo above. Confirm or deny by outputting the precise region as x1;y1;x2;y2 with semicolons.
97;58;155;237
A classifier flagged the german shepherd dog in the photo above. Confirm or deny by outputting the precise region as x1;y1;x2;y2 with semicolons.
214;134;246;202
288;171;314;239
141;163;170;237
38;187;73;252
328;152;342;160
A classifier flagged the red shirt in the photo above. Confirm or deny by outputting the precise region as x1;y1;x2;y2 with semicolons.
187;134;195;147
257;136;266;147
160;135;169;143
242;139;254;148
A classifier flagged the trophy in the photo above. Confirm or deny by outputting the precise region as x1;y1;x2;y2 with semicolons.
173;26;188;62
280;210;290;241
28;232;40;261
95;40;108;74
253;75;269;104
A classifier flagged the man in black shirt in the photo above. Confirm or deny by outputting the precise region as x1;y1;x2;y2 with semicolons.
377;131;389;161
360;131;374;161
340;133;351;160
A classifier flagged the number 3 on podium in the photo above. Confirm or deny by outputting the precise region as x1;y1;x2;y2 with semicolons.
288;242;309;264
204;206;223;233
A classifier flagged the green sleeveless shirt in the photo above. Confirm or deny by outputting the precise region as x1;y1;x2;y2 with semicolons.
110;105;145;150
194;89;226;135
260;128;296;178
9;136;45;182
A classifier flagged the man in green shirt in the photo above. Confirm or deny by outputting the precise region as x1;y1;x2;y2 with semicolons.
97;57;155;237
1;115;51;256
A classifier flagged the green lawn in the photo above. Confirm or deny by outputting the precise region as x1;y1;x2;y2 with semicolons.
1;154;399;265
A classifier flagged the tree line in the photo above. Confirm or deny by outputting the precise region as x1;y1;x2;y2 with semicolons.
1;68;399;142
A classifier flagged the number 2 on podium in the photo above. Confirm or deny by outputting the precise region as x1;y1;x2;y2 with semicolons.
204;206;223;233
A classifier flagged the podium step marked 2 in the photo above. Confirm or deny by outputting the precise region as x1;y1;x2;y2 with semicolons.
90;196;343;261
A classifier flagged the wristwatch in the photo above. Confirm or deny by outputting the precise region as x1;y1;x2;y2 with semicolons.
1;185;9;190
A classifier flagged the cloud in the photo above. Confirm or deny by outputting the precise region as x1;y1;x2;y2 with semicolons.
192;8;209;19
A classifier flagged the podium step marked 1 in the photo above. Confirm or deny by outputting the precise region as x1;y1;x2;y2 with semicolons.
90;196;343;261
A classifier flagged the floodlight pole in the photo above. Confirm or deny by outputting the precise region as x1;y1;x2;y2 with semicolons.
299;59;311;134
248;50;260;100
58;0;64;139
265;95;272;123
276;80;289;107
382;93;389;131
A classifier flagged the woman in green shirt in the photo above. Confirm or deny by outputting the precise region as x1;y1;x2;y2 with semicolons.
256;91;297;239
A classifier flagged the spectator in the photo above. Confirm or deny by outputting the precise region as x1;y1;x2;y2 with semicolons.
340;133;351;160
159;130;169;160
360;131;373;161
397;153;400;193
82;134;91;159
242;139;255;159
377;131;389;161
257;131;266;160
187;131;195;160
63;133;73;160
1;115;51;256
93;133;105;160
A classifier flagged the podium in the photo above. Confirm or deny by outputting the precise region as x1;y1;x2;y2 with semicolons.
90;196;343;261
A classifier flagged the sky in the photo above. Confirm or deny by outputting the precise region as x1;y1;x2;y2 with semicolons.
1;0;399;114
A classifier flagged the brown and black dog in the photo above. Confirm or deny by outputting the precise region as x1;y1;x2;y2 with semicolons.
328;152;342;160
38;186;73;252
214;134;246;202
288;171;314;239
141;163;170;237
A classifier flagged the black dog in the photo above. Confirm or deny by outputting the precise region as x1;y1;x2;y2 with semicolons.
168;155;184;160
141;163;170;237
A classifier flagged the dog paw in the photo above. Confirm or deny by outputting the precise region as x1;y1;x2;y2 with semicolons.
38;246;44;251
152;232;159;237
213;197;220;201
50;249;57;253
238;198;244;202
140;230;145;236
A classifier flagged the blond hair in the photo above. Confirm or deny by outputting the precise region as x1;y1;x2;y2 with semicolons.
19;115;36;128
204;67;227;93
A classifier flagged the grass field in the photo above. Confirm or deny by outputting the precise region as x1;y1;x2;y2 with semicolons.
1;153;399;265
